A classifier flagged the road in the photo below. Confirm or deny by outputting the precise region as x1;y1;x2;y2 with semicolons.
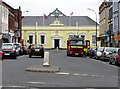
1;49;119;88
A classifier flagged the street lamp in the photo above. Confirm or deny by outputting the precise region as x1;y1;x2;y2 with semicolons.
35;22;38;44
88;8;98;47
21;10;29;45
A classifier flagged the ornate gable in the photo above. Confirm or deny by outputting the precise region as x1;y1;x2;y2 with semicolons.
48;8;66;17
50;18;64;26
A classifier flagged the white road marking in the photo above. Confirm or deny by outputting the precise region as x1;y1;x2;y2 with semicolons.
56;72;70;75
73;73;80;76
2;85;26;88
91;74;105;77
29;81;46;84
111;76;119;78
28;81;72;86
79;74;88;76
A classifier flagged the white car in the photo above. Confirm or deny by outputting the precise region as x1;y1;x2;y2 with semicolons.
95;47;104;60
101;47;116;61
13;43;23;55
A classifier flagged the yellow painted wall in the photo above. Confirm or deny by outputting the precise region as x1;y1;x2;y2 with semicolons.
22;26;100;48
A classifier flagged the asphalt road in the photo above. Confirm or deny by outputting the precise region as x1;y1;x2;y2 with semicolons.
1;49;119;88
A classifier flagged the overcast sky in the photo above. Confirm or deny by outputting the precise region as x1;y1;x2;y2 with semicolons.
3;0;104;23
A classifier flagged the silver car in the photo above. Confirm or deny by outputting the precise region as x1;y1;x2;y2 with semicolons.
95;47;104;60
101;47;116;61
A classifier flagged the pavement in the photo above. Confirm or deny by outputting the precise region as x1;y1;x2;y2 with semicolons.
25;65;60;73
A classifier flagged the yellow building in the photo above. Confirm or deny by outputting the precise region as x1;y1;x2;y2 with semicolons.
22;8;100;49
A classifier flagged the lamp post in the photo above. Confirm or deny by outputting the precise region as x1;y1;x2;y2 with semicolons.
35;22;38;44
88;8;98;47
22;10;29;45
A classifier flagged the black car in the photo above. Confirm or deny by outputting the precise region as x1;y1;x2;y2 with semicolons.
29;44;44;58
2;43;17;59
89;47;97;58
22;45;29;55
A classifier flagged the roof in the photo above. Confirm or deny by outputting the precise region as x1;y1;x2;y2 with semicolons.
22;8;98;27
22;16;98;27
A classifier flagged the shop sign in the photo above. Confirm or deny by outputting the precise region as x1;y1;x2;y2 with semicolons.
114;34;120;41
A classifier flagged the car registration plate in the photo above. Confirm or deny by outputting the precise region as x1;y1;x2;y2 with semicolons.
5;53;10;55
75;53;79;55
35;49;39;51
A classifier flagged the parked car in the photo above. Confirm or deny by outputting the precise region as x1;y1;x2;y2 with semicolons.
95;47;104;60
2;43;17;59
13;43;23;55
29;44;44;58
109;48;120;65
0;49;3;60
89;47;97;58
101;47;116;61
22;45;29;55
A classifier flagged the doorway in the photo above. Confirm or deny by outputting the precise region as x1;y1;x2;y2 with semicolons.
54;39;59;48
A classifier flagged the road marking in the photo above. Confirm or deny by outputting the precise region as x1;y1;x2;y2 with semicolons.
2;85;26;88
91;74;104;77
29;81;46;84
111;76;119;78
28;81;73;86
73;73;80;76
79;74;88;76
56;72;70;75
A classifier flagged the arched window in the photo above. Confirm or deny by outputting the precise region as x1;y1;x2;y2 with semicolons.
80;33;86;39
91;33;96;44
28;33;34;44
40;32;46;45
68;32;74;38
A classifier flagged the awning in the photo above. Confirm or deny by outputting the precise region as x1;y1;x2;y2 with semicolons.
114;34;120;41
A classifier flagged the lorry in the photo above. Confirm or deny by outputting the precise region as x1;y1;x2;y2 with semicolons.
66;35;90;57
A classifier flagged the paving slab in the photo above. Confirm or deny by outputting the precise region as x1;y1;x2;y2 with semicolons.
25;65;60;73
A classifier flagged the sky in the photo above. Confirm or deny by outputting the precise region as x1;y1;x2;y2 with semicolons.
3;0;104;23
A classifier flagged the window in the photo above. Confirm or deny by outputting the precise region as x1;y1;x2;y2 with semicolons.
40;35;45;44
70;40;83;46
68;32;74;38
92;35;96;44
81;35;85;40
29;35;33;44
69;35;74;38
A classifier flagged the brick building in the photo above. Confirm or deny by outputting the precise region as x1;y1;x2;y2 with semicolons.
2;2;22;43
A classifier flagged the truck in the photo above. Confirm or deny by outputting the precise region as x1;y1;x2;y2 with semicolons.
66;35;90;57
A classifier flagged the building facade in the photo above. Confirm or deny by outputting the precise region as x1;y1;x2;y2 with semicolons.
99;1;109;47
22;8;100;49
99;0;120;47
2;2;22;43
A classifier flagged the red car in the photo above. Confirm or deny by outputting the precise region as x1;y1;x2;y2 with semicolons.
0;49;3;60
109;48;120;65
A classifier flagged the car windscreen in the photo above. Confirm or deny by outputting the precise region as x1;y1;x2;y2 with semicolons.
70;40;83;46
97;47;104;51
14;44;20;47
2;44;13;49
106;48;117;52
91;47;96;50
33;45;41;48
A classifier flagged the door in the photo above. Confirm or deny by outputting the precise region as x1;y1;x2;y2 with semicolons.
54;39;59;48
29;35;33;44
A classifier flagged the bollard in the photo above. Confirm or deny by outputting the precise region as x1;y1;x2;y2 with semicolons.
43;52;50;67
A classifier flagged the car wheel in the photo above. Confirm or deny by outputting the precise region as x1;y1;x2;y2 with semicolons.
109;60;112;64
111;57;117;65
14;55;17;59
67;53;70;56
1;56;4;60
29;54;32;58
